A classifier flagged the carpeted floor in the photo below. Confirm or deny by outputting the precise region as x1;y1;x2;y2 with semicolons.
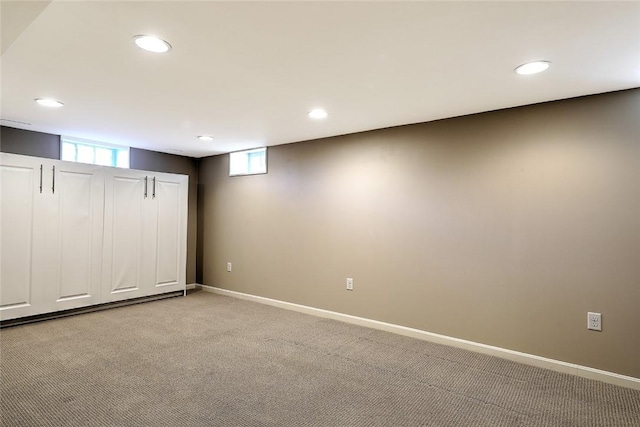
1;290;639;426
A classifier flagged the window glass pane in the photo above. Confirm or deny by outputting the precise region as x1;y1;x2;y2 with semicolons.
230;148;267;176
248;151;265;173
77;144;95;164
95;147;114;166
61;142;76;162
230;152;248;175
60;138;130;168
116;149;129;168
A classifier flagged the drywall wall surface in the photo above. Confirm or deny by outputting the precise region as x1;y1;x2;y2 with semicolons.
0;125;60;158
198;89;640;378
130;148;198;284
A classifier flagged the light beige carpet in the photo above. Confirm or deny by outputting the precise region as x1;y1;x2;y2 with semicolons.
1;290;639;426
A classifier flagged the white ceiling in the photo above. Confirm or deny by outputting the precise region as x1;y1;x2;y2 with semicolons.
2;1;639;158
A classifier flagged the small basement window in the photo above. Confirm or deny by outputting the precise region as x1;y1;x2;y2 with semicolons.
229;147;267;176
61;137;129;168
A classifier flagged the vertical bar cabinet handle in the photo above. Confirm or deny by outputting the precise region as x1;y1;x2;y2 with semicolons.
152;177;156;199
39;165;43;193
52;166;55;194
144;176;148;198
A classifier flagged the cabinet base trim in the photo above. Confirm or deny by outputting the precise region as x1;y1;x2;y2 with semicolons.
0;291;184;329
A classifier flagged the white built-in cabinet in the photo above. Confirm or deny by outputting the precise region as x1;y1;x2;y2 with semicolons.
0;153;188;321
102;168;187;302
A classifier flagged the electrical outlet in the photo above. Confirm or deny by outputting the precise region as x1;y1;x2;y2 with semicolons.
587;312;602;331
227;262;232;272
346;278;353;291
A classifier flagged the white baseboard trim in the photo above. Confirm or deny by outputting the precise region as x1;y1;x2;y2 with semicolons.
196;284;640;390
186;283;197;290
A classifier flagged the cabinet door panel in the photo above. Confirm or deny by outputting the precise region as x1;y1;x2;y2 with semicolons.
58;171;93;299
155;179;181;287
0;163;37;318
111;177;143;292
102;170;147;302
52;164;104;309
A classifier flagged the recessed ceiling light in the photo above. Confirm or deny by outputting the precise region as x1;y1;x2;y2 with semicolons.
308;108;328;119
133;35;171;53
198;135;214;141
35;98;64;108
515;61;551;75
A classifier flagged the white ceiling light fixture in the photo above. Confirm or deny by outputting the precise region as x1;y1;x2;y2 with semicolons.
35;98;64;108
308;108;328;120
133;35;172;53
515;60;551;75
198;135;214;141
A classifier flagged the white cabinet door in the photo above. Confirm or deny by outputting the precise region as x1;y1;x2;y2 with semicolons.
0;154;45;320
102;169;187;302
0;154;104;320
43;161;104;313
145;172;188;295
102;168;148;302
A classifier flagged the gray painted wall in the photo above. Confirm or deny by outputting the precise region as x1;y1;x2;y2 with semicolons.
0;126;60;159
198;89;640;378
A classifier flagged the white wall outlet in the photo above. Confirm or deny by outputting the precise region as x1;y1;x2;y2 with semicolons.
346;277;353;291
587;312;602;331
227;262;232;272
